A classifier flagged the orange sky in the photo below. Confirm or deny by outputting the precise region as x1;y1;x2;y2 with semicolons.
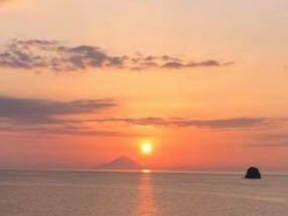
1;0;288;170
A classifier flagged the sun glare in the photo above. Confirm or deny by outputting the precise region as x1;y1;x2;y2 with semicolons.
140;141;153;155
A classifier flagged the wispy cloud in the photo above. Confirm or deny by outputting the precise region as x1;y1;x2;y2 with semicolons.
0;39;233;72
162;60;233;69
0;95;116;124
0;95;140;137
83;117;272;129
0;95;273;138
0;125;141;137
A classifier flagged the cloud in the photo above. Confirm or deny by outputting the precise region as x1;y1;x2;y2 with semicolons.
0;125;141;137
0;95;116;124
0;40;126;71
0;95;270;138
84;117;272;129
162;60;233;69
0;39;233;72
0;95;277;138
0;95;140;137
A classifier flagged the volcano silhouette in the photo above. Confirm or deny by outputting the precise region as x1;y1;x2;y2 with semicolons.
99;156;142;170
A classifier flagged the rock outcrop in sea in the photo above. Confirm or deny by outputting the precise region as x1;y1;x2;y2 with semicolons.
245;167;261;179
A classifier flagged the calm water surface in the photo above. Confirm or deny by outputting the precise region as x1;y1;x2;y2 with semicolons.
0;170;288;216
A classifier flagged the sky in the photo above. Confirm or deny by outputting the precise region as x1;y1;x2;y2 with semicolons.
1;0;288;170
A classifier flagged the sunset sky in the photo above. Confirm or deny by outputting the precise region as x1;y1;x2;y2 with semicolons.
1;0;288;170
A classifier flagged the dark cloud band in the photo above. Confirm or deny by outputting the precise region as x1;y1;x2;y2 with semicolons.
78;117;272;129
0;95;271;138
0;39;233;72
0;95;116;124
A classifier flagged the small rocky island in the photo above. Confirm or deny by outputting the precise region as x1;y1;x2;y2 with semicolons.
245;167;262;179
98;156;142;170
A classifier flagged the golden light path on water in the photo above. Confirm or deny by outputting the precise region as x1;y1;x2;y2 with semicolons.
141;169;151;174
137;170;157;216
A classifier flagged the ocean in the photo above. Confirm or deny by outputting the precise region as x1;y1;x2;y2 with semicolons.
0;170;287;216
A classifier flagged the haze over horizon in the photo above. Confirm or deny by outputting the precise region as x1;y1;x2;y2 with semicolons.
1;0;288;171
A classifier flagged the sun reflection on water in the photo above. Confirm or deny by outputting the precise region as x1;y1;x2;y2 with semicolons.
141;169;151;174
136;171;158;216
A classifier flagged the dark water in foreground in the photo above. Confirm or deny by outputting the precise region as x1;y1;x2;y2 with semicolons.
0;170;287;216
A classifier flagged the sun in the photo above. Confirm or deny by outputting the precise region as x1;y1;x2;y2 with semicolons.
140;141;154;155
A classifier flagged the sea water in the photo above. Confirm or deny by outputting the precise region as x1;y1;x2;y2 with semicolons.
0;170;287;216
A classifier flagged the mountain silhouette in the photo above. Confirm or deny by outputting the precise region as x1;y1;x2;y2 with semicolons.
99;156;142;170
